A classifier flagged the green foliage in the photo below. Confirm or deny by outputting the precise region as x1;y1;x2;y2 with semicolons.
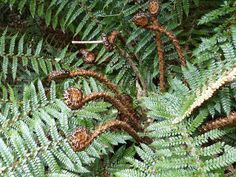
0;0;235;176
116;120;236;176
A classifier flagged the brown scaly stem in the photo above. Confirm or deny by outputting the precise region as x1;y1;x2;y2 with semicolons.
70;69;121;95
66;91;143;132
69;120;148;152
133;1;186;67
145;24;186;66
115;94;143;126
155;31;165;92
148;0;165;91
48;69;121;95
150;15;166;92
199;112;236;133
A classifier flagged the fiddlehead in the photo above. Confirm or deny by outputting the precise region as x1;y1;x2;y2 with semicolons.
48;69;121;95
68;120;149;152
64;88;143;132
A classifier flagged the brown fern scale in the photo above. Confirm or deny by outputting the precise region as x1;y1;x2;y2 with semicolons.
149;0;160;15
132;12;150;27
68;127;90;151
80;49;96;64
64;87;83;109
200;112;236;133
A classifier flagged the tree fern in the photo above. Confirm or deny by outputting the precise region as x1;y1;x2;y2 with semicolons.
0;0;235;176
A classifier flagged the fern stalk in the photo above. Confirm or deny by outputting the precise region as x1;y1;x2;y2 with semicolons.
150;13;166;92
48;69;121;95
200;112;236;132
64;90;143;132
69;120;144;152
145;24;186;66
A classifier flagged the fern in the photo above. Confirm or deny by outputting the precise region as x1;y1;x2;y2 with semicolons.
116;119;236;176
0;0;236;176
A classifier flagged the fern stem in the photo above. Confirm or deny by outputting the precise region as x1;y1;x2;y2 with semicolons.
156;32;165;92
70;120;144;152
105;31;147;96
145;24;186;66
200;112;236;133
150;15;166;92
66;91;143;132
48;69;121;95
70;69;121;95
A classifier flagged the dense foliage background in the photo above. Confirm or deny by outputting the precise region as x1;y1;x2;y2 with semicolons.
0;0;235;176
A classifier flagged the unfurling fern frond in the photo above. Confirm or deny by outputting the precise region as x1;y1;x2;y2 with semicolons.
0;0;236;176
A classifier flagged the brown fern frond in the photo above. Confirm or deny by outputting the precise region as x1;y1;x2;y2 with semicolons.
108;31;126;46
132;12;150;27
200;112;236;133
48;69;121;95
133;0;186;67
68;120;147;152
69;127;91;152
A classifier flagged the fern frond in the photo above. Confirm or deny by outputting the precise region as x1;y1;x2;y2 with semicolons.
173;66;236;124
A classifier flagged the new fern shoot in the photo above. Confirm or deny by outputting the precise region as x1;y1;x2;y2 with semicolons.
0;0;235;176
